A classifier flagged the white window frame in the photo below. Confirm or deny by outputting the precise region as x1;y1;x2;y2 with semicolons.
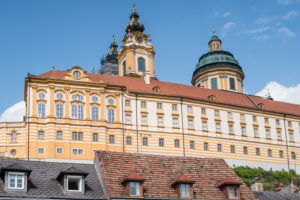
56;147;63;154
67;175;82;192
37;147;45;154
8;172;25;190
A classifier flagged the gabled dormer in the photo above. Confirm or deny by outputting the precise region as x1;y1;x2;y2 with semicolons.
216;176;243;200
169;174;195;199
121;171;145;197
63;66;91;82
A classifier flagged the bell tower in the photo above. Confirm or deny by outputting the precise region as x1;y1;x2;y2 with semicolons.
118;4;156;79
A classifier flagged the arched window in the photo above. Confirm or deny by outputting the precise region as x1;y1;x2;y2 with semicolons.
108;108;115;123
123;61;126;74
11;131;17;143
138;58;145;72
38;103;45;118
56;103;63;119
72;104;77;119
92;106;98;121
213;43;216;49
78;105;84;120
211;78;218;89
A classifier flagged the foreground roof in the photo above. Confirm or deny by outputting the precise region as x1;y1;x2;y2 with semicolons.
0;158;105;199
35;70;300;117
96;151;256;199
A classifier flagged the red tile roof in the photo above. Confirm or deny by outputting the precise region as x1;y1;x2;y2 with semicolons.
121;171;145;185
216;176;243;188
36;70;300;117
169;174;195;187
96;151;256;199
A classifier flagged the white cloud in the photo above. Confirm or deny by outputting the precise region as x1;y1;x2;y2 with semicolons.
223;12;231;17
256;82;300;104
255;16;277;25
277;0;292;4
221;22;236;37
284;10;298;20
257;35;270;40
246;27;271;34
0;101;25;122
278;27;295;37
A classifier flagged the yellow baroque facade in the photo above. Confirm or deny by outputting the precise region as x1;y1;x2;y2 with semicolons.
0;6;300;173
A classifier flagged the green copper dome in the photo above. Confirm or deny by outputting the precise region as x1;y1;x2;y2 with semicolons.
209;35;222;44
192;50;243;77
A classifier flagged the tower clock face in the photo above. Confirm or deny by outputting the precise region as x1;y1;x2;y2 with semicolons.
135;34;143;43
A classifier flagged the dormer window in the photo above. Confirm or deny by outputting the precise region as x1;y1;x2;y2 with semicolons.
8;172;24;189
121;172;145;197
67;175;82;192
228;185;239;199
73;71;81;79
129;182;141;196
180;183;191;198
216;176;242;200
169;174;195;199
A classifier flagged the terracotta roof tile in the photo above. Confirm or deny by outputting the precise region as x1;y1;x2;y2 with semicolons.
169;174;195;187
216;176;243;188
121;171;145;185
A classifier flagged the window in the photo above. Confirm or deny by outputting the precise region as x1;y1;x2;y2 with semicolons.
256;148;260;155
180;184;191;198
56;147;63;154
289;132;294;142
141;115;147;126
190;141;195;149
228;186;239;199
11;131;17;143
72;149;83;155
125;114;131;124
108;98;114;105
8;172;24;189
172;104;177;111
229;78;235;90
92;106;98;121
159;138;164;147
73;71;81;79
174;139;180;148
231;145;235;153
78;132;83;141
92;96;98;102
229;125;233;134
129;182;140;196
241;127;246;136
187;106;192;113
173;118;179;128
264;118;269;124
157;103;162;110
277;131;281;140
109;135;115;144
243;147;248;155
217;144;222;152
215;110;219;117
72;132;83;141
204;142;208;150
67;175;82;192
125;100;130;107
108;108;115;123
143;137;148;146
202;121;207;131
38;103;45;118
157;117;163;127
211;78;218;89
216;123;221;133
72;132;77;140
228;112;232;118
268;149;272;157
288;121;292;127
38;92;45;99
138;57;145;72
78;105;83;120
240;114;244;120
72;104;77;119
279;150;284;158
188;119;193;129
127;136;132;145
276;119;280;126
201;108;206;114
266;130;270;139
56;103;63;119
292;152;296;160
141;101;146;108
38;131;44;139
123;61;126;74
57;131;63;140
93;133;98;142
253;116;257;122
38;147;44;154
71;104;84;120
254;128;258;137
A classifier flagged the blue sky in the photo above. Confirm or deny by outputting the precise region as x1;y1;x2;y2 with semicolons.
0;0;300;115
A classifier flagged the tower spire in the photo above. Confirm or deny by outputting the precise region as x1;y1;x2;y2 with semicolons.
213;25;216;36
133;3;135;12
112;33;115;42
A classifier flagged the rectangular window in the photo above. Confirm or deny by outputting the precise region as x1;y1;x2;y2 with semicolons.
243;147;248;155
125;100;130;107
211;78;218;89
125;114;131;124
78;132;83;141
256;148;260;155
215;110;219;117
228;112;232;118
143;137;148;146
292;152;296;160
109;135;115;144
174;139;180;148
141;115;147;126
229;78;235;90
241;127;246;136
188;119;193;129
56;103;63;119
201;108;206;114
254;128;258;137
126;136;132;145
38;131;44;140
57;131;62;140
67;175;82;192
172;104;177;111
230;145;235;153
78;105;83;120
240;114;244;120
276;119;280;126
253;116;257;122
11;132;17;143
8;172;24;189
157;117;163;127
38;147;44;154
217;144;222;152
159;138;164;147
72;132;77;140
180;184;191;198
38;103;45;119
265;118;269;124
204;142;208;150
288;121;292;127
187;106;192;113
268;149;272;157
157;103;162;110
129;182;140;196
202;121;207;131
56;147;63;154
229;125;233;134
91;106;98;121
173;118;179;128
141;101;146;108
93;133;98;142
277;131;281;140
279;150;284;158
72;149;84;155
228;186;239;199
289;132;294;142
266;130;270;139
216;123;221;133
190;141;195;149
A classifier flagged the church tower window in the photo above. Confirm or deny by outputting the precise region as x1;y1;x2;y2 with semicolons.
123;61;126;74
229;78;235;90
138;58;145;72
211;78;218;89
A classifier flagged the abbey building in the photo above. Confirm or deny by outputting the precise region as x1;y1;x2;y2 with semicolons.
0;6;299;173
